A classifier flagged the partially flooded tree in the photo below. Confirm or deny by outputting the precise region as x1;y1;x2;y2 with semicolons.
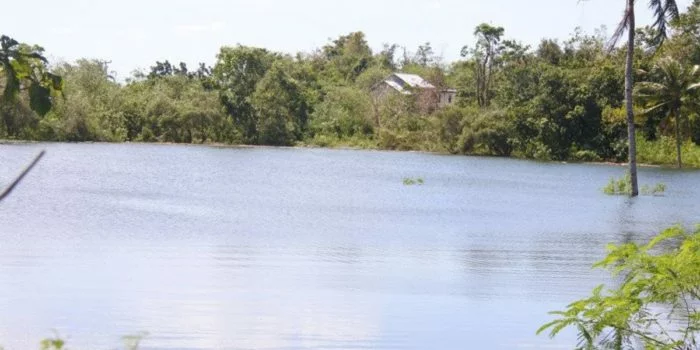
606;0;680;196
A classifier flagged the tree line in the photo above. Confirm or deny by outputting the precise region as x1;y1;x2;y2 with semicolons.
1;1;699;170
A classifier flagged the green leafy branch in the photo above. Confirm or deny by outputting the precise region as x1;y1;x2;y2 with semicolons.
538;225;700;349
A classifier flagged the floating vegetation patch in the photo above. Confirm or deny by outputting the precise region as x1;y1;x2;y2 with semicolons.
403;177;425;186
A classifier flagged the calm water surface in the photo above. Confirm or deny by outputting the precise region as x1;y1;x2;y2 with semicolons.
0;143;699;349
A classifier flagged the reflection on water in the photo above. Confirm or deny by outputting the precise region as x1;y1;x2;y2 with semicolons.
0;144;698;349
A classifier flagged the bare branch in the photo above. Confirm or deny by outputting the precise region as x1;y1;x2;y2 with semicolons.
0;150;45;202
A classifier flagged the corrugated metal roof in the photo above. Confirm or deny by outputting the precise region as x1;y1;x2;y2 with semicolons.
374;73;443;95
385;80;412;94
393;73;436;89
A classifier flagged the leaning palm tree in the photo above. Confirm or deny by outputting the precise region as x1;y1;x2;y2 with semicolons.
609;0;680;196
635;57;700;168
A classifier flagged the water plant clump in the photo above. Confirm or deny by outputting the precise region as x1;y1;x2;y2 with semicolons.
403;177;425;186
603;173;666;196
641;183;667;196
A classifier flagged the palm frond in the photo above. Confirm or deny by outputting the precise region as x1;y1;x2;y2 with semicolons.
648;0;681;46
664;0;680;21
0;35;19;51
691;65;699;77
608;7;632;50
635;81;667;93
649;0;669;45
641;101;671;114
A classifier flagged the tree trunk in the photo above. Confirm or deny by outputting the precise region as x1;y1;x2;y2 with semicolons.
625;0;639;196
676;109;682;168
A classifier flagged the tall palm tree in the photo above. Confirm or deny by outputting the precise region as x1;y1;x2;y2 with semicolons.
635;57;700;168
609;0;680;196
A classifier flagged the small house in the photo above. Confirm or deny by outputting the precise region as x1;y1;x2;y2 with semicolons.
371;73;457;110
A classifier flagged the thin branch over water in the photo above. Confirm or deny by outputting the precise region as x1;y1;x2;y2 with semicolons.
0;150;45;202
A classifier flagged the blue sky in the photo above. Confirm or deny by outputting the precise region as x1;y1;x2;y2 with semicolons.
2;0;694;78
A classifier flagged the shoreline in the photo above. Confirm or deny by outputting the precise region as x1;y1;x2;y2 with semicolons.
0;139;683;169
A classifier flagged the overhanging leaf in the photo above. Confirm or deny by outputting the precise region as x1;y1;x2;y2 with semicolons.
29;82;52;116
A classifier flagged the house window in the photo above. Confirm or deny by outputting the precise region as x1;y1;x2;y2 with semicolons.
448;95;452;103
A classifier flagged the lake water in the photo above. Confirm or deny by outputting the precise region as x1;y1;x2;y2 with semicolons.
0;143;699;350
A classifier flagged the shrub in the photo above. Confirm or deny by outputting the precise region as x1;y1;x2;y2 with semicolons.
538;225;700;349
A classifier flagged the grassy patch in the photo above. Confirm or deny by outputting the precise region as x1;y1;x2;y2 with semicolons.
637;136;700;168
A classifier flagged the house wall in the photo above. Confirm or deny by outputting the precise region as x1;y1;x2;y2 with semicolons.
438;90;457;108
371;82;398;101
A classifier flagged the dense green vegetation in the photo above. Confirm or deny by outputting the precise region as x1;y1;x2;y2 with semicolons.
539;225;700;350
1;2;700;169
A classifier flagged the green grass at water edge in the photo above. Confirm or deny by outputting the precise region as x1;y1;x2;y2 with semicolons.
637;136;700;168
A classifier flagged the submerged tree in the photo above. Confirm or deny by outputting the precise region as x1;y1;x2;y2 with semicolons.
607;0;680;196
635;57;700;168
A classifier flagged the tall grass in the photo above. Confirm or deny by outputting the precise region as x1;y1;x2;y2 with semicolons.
637;136;700;168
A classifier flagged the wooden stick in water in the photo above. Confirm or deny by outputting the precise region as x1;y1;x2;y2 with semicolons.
0;150;46;202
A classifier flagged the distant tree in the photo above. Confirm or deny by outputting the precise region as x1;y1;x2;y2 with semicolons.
148;60;175;78
148;60;211;80
635;57;700;168
46;59;122;141
462;24;505;107
414;42;437;67
321;32;373;83
213;45;278;142
537;39;564;65
310;86;373;139
251;61;309;145
120;74;227;143
376;43;399;70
